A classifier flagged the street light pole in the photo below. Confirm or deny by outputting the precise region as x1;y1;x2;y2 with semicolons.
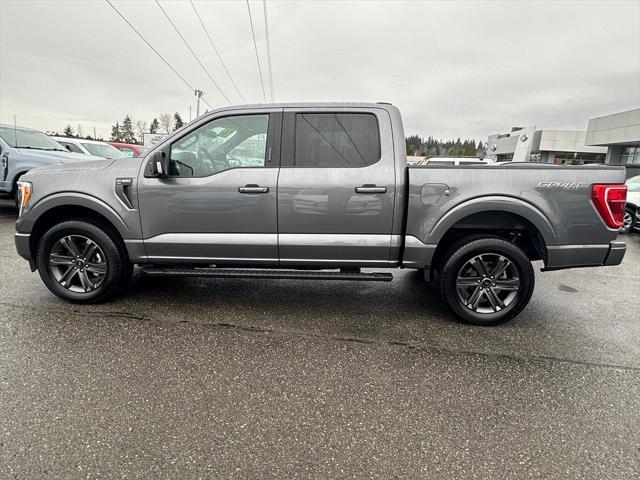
195;89;204;118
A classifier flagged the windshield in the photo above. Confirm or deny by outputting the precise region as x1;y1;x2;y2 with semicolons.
0;127;65;151
80;142;126;159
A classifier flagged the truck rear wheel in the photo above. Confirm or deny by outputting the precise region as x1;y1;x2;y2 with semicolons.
36;220;132;304
440;237;534;325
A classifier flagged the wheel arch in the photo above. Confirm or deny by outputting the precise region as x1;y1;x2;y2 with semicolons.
426;197;552;280
428;196;556;245
25;194;129;261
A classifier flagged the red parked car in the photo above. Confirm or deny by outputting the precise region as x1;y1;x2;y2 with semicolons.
108;142;147;158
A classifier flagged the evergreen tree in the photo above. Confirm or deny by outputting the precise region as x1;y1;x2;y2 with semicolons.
63;125;74;137
405;135;484;158
121;115;136;143
173;112;184;131
110;122;122;142
406;134;423;156
149;118;159;134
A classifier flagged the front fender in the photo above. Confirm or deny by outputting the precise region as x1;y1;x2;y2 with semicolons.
16;191;130;237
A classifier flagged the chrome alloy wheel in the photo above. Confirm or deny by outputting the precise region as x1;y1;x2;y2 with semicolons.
456;253;520;314
49;235;107;293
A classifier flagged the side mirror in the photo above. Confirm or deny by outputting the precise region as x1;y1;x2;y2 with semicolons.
147;150;171;177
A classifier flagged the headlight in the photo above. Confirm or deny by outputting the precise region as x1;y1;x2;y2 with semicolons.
16;181;32;217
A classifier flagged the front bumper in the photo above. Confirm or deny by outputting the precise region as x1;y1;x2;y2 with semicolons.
14;232;31;261
0;180;12;195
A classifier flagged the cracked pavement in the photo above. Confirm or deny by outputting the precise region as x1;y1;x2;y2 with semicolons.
1;199;639;479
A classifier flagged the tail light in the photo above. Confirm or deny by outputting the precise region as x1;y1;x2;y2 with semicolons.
592;184;627;229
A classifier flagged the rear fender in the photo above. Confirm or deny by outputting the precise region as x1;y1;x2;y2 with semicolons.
427;196;557;245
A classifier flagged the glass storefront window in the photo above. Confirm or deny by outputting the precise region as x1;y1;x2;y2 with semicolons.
553;152;604;165
619;146;640;164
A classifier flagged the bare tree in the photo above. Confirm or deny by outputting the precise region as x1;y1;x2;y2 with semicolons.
134;120;147;142
77;124;84;138
159;113;174;134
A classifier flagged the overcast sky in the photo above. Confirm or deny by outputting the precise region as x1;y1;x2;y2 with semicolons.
1;0;639;140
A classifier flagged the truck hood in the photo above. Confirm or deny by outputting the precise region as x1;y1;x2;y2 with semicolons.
24;158;116;178
14;148;103;163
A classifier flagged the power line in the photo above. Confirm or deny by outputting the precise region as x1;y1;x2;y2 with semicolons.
263;0;274;101
246;0;266;102
155;0;231;104
105;0;212;109
189;0;246;103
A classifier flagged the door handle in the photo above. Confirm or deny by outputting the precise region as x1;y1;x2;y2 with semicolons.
238;184;269;194
355;184;387;194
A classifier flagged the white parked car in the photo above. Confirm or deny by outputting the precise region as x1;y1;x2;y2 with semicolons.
418;157;490;166
622;174;640;234
52;137;126;159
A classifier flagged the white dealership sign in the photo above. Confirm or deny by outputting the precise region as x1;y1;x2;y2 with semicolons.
142;133;168;148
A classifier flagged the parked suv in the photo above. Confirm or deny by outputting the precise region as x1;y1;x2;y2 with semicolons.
14;103;628;325
0;124;101;201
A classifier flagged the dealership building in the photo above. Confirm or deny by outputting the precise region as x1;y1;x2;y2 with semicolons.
585;108;640;178
486;108;640;174
486;126;607;164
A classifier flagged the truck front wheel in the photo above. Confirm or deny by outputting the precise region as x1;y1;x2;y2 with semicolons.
440;237;535;326
36;220;132;303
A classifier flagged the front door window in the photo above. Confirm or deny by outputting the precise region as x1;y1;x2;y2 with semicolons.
169;115;269;177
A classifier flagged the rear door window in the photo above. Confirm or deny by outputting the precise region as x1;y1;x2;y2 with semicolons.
294;113;380;167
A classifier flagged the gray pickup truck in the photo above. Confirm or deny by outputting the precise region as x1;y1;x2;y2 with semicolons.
14;103;628;325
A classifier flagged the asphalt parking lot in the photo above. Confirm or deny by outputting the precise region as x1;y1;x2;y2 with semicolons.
0;199;638;479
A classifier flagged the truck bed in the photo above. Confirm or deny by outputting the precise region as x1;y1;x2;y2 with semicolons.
403;163;627;270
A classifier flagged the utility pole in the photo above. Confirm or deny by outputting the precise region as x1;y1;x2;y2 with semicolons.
189;106;192;122
195;89;204;118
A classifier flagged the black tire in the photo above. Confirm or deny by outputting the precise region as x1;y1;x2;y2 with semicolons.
620;207;635;234
440;237;535;326
36;219;132;303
